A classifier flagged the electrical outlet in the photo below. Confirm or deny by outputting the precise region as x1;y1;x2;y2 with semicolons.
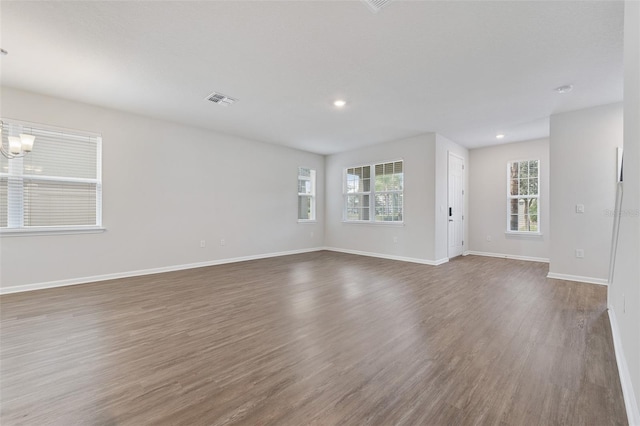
575;249;584;258
200;240;206;248
393;236;398;243
220;239;226;246
486;235;492;242
576;204;585;213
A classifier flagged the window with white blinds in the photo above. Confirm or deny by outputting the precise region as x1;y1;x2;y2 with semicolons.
344;160;403;223
0;119;102;232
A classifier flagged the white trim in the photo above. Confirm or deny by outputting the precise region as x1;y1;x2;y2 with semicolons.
506;158;541;234
465;250;549;263
1;117;102;139
0;174;100;184
324;246;448;266
608;307;640;426
504;231;543;237
0;118;103;230
0;226;106;236
343;159;404;224
447;151;465;258
96;135;103;227
340;220;404;227
0;247;325;295
546;272;608;286
297;167;316;221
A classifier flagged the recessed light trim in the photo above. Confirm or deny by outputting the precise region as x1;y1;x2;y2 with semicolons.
496;134;505;139
333;100;347;107
555;84;573;94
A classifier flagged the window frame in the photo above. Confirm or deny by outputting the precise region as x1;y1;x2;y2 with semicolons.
343;159;404;225
506;158;541;235
297;167;316;222
344;164;371;223
0;119;104;236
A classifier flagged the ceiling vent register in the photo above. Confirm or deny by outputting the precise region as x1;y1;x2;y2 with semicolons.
206;92;238;106
362;0;392;13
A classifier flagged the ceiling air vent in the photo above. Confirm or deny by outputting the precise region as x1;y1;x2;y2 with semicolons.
205;91;238;106
362;0;392;13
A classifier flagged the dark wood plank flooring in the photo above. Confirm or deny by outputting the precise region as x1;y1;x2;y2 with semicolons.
0;252;627;425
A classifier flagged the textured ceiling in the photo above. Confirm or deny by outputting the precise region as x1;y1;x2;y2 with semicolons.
0;1;624;154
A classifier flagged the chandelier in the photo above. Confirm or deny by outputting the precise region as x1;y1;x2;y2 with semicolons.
0;120;36;159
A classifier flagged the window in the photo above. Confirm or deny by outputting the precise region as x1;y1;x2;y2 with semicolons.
0;119;102;233
344;160;403;223
298;167;316;221
507;159;539;233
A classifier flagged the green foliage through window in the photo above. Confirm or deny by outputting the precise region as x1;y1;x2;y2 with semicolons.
345;161;403;222
508;160;539;232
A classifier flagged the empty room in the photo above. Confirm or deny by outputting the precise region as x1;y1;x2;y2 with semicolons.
1;1;639;425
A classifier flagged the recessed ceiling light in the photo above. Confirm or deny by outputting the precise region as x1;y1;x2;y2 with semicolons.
555;84;573;94
0;49;7;56
496;134;505;139
333;100;347;107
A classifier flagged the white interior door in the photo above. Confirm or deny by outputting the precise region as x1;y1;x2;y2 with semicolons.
448;153;464;258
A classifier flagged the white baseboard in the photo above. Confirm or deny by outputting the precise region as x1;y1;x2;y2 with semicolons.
323;247;448;266
464;250;549;263
546;272;608;286
608;307;640;426
0;247;325;295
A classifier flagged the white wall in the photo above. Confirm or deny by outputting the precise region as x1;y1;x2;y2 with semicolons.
324;133;467;264
325;134;438;263
609;1;640;422
468;138;550;261
0;87;324;290
548;103;623;283
435;134;469;260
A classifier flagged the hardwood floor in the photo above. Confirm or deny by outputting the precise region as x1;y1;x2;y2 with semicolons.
0;252;627;425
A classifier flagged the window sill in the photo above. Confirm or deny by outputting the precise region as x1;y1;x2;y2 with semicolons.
342;221;405;227
0;226;106;237
505;231;542;238
297;220;317;224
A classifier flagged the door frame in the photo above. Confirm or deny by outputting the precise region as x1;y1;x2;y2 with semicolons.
447;152;465;259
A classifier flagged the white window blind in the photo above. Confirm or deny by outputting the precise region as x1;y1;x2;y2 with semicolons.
344;160;403;223
0;119;102;231
374;161;403;222
298;167;316;221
